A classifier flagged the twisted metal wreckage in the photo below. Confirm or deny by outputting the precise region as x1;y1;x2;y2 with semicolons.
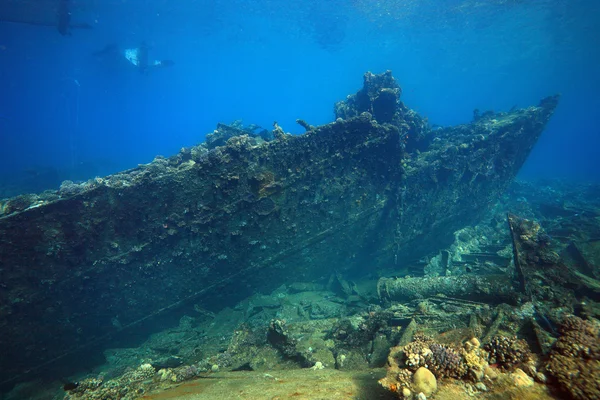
0;71;559;386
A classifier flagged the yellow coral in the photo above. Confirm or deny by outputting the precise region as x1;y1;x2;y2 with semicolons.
158;368;175;382
463;348;488;381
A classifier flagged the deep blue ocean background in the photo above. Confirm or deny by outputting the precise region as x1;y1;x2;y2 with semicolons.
0;0;599;195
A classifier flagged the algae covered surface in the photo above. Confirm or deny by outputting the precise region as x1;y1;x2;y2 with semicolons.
1;72;598;400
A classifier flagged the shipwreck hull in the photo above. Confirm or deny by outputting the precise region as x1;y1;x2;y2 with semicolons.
0;72;558;385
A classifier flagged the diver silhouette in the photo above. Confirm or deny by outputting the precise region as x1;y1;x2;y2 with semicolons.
93;42;174;74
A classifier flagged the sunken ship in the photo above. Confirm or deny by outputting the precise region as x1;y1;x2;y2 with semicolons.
0;71;558;386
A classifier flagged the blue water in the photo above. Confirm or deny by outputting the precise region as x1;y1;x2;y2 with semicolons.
0;0;599;191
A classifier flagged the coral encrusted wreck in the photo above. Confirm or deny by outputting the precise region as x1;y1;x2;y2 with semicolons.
545;316;600;399
0;71;558;386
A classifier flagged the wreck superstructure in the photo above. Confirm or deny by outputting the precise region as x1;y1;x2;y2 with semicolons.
0;71;558;385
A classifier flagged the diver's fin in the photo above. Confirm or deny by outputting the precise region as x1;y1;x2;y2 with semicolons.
153;60;175;68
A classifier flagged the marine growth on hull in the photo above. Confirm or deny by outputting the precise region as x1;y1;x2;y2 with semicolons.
1;72;598;400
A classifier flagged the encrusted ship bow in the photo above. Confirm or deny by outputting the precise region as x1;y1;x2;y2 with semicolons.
0;71;558;386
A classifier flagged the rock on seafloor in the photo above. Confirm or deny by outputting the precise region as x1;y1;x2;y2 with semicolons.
413;367;437;396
